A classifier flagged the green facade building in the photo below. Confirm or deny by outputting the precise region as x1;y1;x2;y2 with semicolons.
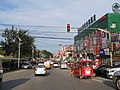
74;13;120;65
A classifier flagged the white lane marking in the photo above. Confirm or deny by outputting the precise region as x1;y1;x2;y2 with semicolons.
92;77;112;82
92;78;103;82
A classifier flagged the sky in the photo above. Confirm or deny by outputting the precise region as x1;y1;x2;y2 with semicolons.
0;0;119;53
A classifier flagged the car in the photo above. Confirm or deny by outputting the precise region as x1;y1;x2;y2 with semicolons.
0;60;3;88
60;62;67;69
113;70;120;90
53;62;59;68
102;64;120;76
34;65;47;76
21;63;32;69
94;65;110;76
37;61;44;66
107;67;120;78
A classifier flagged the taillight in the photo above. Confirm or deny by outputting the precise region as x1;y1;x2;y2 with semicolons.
44;68;46;70
35;68;37;71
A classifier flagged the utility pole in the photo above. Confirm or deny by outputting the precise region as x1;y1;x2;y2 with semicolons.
18;37;22;69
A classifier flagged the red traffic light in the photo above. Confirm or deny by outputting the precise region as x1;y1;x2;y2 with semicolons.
67;24;70;32
67;24;70;27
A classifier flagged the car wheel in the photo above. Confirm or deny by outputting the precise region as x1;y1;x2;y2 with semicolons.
116;79;120;90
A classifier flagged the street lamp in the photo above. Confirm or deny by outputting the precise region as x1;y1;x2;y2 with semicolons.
31;46;34;59
96;28;113;66
17;37;22;69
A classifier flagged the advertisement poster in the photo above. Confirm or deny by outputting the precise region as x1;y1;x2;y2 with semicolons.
111;32;120;55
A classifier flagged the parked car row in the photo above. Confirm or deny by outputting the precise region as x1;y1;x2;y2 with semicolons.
93;65;111;76
93;64;120;90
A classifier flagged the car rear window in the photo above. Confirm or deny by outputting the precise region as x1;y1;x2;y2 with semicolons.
36;65;45;68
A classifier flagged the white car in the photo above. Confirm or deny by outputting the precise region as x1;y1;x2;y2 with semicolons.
34;65;47;76
21;63;32;69
53;62;59;68
60;63;67;69
107;67;120;78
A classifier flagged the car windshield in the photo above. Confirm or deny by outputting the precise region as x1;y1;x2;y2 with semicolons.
94;66;101;69
23;63;29;65
54;63;58;64
82;62;92;66
36;65;45;68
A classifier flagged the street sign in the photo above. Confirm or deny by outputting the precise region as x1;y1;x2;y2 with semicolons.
112;3;120;13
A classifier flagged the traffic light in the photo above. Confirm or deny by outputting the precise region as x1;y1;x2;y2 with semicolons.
67;24;70;32
109;43;116;52
112;43;116;51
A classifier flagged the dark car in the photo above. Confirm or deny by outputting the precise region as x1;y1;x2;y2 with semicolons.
94;65;110;76
113;70;120;90
0;60;3;88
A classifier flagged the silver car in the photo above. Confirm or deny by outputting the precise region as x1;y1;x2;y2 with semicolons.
60;62;67;69
21;63;32;69
34;65;47;76
113;70;120;90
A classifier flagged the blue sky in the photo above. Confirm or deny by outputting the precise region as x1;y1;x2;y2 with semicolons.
0;0;119;53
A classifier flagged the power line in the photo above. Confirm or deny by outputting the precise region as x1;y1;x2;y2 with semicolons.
33;36;73;40
0;23;78;30
0;23;66;29
0;23;76;40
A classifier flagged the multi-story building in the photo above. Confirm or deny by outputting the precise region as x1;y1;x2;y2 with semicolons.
74;13;120;65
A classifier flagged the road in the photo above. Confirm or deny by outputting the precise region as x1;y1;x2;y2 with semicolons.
1;68;116;90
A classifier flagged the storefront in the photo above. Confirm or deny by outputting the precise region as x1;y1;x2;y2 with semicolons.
74;13;120;65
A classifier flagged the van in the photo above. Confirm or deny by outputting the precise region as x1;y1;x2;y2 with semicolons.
0;59;3;88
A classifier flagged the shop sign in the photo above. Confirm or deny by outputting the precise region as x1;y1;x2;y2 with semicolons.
81;50;85;54
112;3;120;13
86;49;90;54
104;48;110;55
95;58;100;66
99;15;106;22
117;43;120;47
90;49;94;54
99;49;105;56
112;43;120;55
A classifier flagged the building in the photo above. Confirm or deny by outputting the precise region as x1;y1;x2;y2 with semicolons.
74;13;120;65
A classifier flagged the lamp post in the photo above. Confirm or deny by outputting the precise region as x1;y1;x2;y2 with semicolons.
31;46;34;59
96;28;113;66
18;37;22;69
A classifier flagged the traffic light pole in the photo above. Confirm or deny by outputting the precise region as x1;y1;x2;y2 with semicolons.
109;33;113;66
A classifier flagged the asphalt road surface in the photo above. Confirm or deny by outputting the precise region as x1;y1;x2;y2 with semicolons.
1;68;116;90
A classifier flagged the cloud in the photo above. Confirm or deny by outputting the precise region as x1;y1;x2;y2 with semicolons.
0;0;119;53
